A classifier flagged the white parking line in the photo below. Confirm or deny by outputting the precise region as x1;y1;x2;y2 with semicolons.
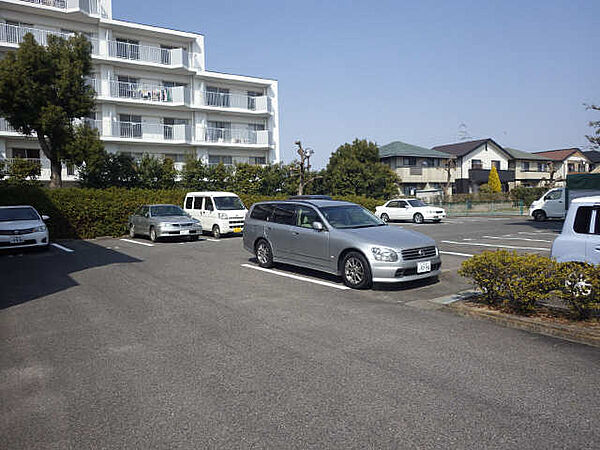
120;238;154;247
241;263;350;290
51;243;74;253
518;231;558;236
440;251;473;257
441;240;551;251
482;235;553;243
205;238;224;242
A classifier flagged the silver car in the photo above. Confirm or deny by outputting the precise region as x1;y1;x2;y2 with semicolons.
128;204;202;242
243;199;442;289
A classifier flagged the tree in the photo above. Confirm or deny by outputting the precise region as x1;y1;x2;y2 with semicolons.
78;152;139;188
136;154;178;189
585;103;600;149
181;156;209;190
444;158;457;197
488;166;502;192
325;139;399;199
0;33;96;188
294;141;322;195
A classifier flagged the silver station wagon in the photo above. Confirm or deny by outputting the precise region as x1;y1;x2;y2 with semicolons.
128;204;202;242
243;199;442;289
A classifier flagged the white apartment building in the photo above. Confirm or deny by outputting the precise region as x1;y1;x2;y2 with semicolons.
0;0;279;181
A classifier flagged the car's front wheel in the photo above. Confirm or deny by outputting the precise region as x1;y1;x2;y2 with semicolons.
380;213;389;223
533;210;547;222
255;239;274;268
341;251;372;289
212;225;221;239
149;226;158;242
413;213;424;224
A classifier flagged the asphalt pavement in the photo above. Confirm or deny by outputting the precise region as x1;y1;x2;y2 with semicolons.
1;216;598;449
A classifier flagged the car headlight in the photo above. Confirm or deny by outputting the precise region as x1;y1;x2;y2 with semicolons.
33;225;47;232
218;213;228;220
371;246;398;262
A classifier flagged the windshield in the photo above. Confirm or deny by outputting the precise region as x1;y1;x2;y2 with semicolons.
150;205;187;217
0;207;40;222
319;205;385;229
408;199;427;207
214;196;245;211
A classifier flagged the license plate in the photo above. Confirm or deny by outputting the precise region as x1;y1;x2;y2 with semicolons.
10;236;24;244
233;227;242;233
180;229;189;235
417;261;431;273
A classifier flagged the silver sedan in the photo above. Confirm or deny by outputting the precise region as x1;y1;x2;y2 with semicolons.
128;204;202;242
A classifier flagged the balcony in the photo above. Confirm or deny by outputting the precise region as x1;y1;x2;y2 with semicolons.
105;80;190;105
107;41;191;68
202;91;270;113
469;168;515;183
17;0;67;9
394;166;448;183
15;0;108;17
197;127;270;146
108;121;191;142
0;23;99;54
0;118;18;134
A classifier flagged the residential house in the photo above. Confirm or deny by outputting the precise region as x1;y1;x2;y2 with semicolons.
379;141;454;195
0;0;279;182
431;139;514;193
532;148;590;184
583;150;600;172
504;147;552;188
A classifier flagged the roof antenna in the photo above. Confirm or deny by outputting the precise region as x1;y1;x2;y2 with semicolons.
458;122;471;141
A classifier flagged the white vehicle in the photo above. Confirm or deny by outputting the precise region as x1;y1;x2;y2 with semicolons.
530;174;600;221
0;205;50;250
551;196;600;264
183;191;247;238
375;199;446;224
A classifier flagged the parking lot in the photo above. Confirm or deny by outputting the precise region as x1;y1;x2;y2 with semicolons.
2;216;598;448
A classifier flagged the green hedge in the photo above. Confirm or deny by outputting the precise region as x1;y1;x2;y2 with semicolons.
459;250;600;319
0;186;384;239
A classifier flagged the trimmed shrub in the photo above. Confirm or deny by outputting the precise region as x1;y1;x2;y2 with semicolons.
509;186;547;207
558;262;600;319
459;250;561;314
0;186;387;239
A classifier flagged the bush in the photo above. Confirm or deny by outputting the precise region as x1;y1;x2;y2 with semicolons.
509;186;547;206
558;262;600;319
459;250;561;314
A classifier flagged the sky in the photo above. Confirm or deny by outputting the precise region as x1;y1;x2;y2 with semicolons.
114;0;600;168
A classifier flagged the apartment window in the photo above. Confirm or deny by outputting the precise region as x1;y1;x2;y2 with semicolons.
11;148;40;159
119;114;142;138
208;155;233;167
247;91;261;110
249;156;266;165
206;86;230;107
66;163;75;176
403;157;417;166
521;161;530;171
207;121;231;142
471;159;483;170
117;75;139;98
160;45;176;65
568;163;575;172
539;163;548;172
491;160;501;170
116;38;139;60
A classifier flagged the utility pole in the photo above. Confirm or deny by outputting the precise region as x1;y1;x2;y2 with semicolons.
295;140;317;195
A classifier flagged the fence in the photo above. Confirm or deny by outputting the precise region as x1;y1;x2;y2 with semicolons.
431;200;526;216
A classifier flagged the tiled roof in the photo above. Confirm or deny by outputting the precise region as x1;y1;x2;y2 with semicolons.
431;138;507;157
532;148;583;161
583;150;600;163
504;147;550;161
379;141;452;159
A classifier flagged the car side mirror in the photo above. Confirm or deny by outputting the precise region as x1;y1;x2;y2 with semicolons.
312;221;324;231
41;215;49;221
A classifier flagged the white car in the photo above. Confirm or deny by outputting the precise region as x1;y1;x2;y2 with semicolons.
0;205;50;250
551;196;600;264
375;199;446;224
183;191;247;239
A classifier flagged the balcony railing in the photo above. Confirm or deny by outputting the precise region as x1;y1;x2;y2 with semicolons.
0;23;99;55
198;127;270;145
19;0;67;8
107;80;190;104
203;91;269;112
107;40;190;67
110;121;191;141
0;118;18;133
1;158;43;176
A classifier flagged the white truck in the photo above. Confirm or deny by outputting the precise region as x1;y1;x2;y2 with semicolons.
529;174;600;221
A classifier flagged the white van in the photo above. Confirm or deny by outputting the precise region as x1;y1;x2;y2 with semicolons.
183;191;247;238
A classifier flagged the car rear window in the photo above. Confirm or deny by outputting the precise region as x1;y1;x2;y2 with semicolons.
573;206;593;234
272;204;296;225
251;204;274;221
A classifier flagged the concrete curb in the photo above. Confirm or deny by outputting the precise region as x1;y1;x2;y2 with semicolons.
445;299;600;348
